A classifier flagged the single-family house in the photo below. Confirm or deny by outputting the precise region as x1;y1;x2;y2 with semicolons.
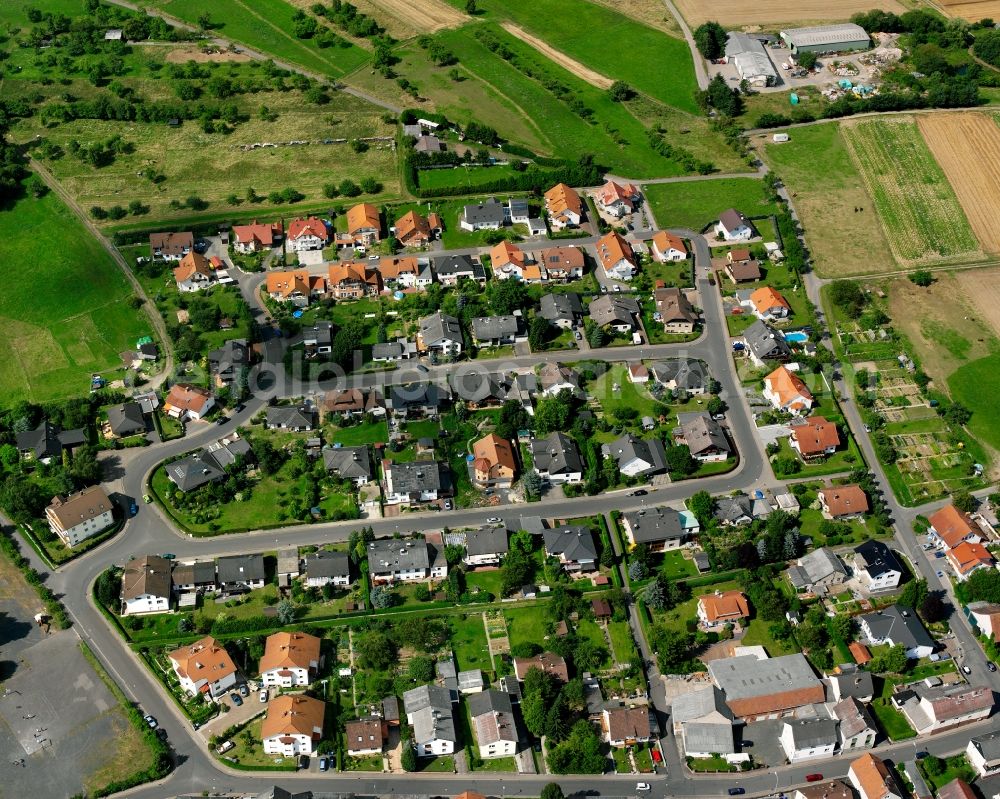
763;365;814;414
629;363;649;383
262;694;325;756
603;706;652;747
232;220;282;253
302;321;333;359
651;231;687;262
322;388;381;418
539;293;583;329
417;312;464;357
286;217;329;251
371;338;417;363
654;287;699;334
367;539;447;583
606;433;668;478
217;554;266;593
896;683;994;735
967;731;1000;777
435;253;484;286
346;203;382;245
382;459;451;505
16;421;86;464
819;485;869;519
491;241;542;282
327;261;382;300
464;526;509;567
967;601;1000;639
395;210;441;246
538;363;582;397
265;270;325;306
621;506;698;552
833;696;878;751
469;690;518;759
697;590;750;629
650;359;708;395
346;718;387;756
208;338;256;387
671;684;736;757
472;433;518;487
531;431;585;484
538;246;585;281
45;485;115;547
785;547;848;595
404;684;458;756
107;401;146;438
471;314;525;347
163;383;214;421
260;631;321;688
460;198;505;232
173;251;215;292
678;412;731;462
543;525;599;573
385;382;450;418
544;183;583;230
589;294;641;332
708;653;824;721
150;230;193;260
743;320;792;366
937;780;978;799
168;635;238;699
322;445;373;486
929;504;982;549
858;605;935;659
514;652;569;682
121;554;172;615
714;494;755;527
790;416;841;460
596;180;640;217
507;198;530;225
852;540;903;591
171;561;217;594
165;433;253;492
266;405;316;432
748;286;792;320
414;134;443;153
780;717;838;762
715;208;754;241
946;541;995;581
595;231;637;280
849;754;904;799
304;551;351;588
726;250;763;283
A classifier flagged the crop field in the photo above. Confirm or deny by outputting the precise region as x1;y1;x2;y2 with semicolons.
361;0;466;32
671;0;904;26
643;177;779;232
842;119;981;265
762;124;892;277
0;192;152;405
918;113;1000;254
937;0;1000;21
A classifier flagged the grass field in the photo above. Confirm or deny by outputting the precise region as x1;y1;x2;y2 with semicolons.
644;177;779;232
762;123;892;277
842;118;981;265
416;164;519;190
0;192;152;404
949;353;1000;453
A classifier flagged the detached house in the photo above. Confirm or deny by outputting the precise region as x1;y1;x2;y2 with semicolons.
471;314;525;347
531;431;584;485
404;684;458;756
472;433;518;487
967;731;1000;777
596;180;641;218
697;590;750;629
150;230;193;260
595;231;637;281
763;365;813;414
678;412;730;462
260;631;321;688
346;202;382;245
163;383;215;420
853;540;903;591
780;718;838;763
651;230;687;262
606;433;668;478
327;261;382;300
654;287;699;334
287;217;329;251
266;405;316;432
107;402;146;438
121;554;172;615
173;251;215;292
946;540;995;581
539;293;583;329
383;459;451;505
16;420;85;463
726;250;762;283
514;651;569;682
819;485;869;519
378;256;433;289
323;445;373;486
858;604;935;659
469;690;518;759
621;506;697;552
435;253;484;286
543;525;598;573
217;554;266;593
603;706;652;747
715;208;754;241
262;694;325;757
544;183;583;230
232;220;282;253
929;504;982;549
748;286;792;320
394;209;441;246
589;294;641;332
46;485;115;547
491;241;539;282
896;683;994;734
833;696;878;751
417;312;463;358
849;754;904;799
464;526;509;568
460;198;505;232
367;539;447;583
346;718;387;756
266;270;325;306
790;416;841;460
304;551;351;588
168;635;238;699
208;339;255;387
743;319;792;366
538;246;585;281
786;547;847;596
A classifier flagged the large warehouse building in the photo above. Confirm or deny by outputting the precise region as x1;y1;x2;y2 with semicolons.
725;32;778;87
780;23;870;55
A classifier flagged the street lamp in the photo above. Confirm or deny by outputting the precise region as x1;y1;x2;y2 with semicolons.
321;678;328;699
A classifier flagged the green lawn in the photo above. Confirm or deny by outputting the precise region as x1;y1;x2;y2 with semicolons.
473;755;518;772
466;569;505;599
0;192;153;404
416;164;519;191
327;420;390;447
770;435;863;479
689;755;736;772
871;698;916;741
918;755;976;791
416;755;455;772
644;178;779;234
740;617;800;656
576;619;613;669
505;606;550;650
659;550;697;580
450;613;492;672
607;620;639;667
586;364;669;422
949;353;1000;452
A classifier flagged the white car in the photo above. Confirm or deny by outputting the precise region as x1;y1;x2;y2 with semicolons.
259;689;268;703
636;784;651;792
487;517;502;523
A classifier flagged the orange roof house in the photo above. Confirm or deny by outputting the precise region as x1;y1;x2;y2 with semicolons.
513;651;569;682
597;180;640;216
394;210;438;245
266;270;325;302
651;230;687;262
346;203;382;243
327;261;382;299
596;231;637;280
491;240;528;273
472;433;518;486
261;694;325;754
378;255;421;284
849;641;872;665
929;504;981;548
168;635;238;695
232;220;282;252
538;246;585;279
749;286;792;319
819;485;870;518
946;541;995;579
763;365;814;414
287;217;329;246
163;383;214;419
849;753;902;799
259;631;321;683
544;183;583;229
790;416;841;459
697;590;750;626
172;251;215;290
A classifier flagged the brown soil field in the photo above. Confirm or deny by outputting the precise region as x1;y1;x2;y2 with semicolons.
918;113;1000;253
164;45;252;63
954;267;1000;339
363;0;466;33
937;0;1000;21
587;0;681;35
672;0;904;27
500;22;614;89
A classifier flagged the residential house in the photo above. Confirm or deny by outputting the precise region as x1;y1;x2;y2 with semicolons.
597;180;640;217
621;506;697;552
748;286;792;320
895;682;994;734
45;485;115;547
858;605;935;658
968;602;1000;639
793;780;854;799
469;689;518;759
514;652;569;682
327;261;382;300
16;421;86;463
544;183;583;230
378;256;434;290
506;197;530;224
715;208;754;241
589;294;641;332
168;635;238;699
266;405;316;432
819;485;869;519
260;631;321;688
150;230;193;260
530;431;585;484
543;525;599;573
790;416;841;460
165;433;253;492
371;338;416;363
386;382;450;418
654;286;699;334
937;780;978;799
779;718;838;762
491;241;543;282
121;554;172;615
651;231;687;262
472;433;518;487
232;220;282;253
726;250;762;283
697;590;750;629
262;694;325;756
451;371;513;410
853;540;903;591
208;339;255;387
171;561;216;594
629;363;649;383
471;314;525;347
346;203;382;245
671;684;737;757
345;718;387;756
708;653;825;720
592;598;613;620
464;526;509;567
606;433;668;478
382;459;451;505
414;134;443;153
435;253;484;286
417;312;463;357
107;401;147;438
849;754;904;799
304;551;351;588
743;320;792;366
833;696;878;751
286;217;329;251
678;412;731;462
785;547;848;596
323;388;379;418
303;321;333;359
173;251;216;292
595;231;637;280
265;270;324;306
460;198;505;232
538;363;582;397
967;731;1000;777
947;541;996;581
395;209;442;246
763;365;814;415
367;539;447;583
603;706;652;747
714;494;756;526
929;504;982;549
163;383;215;420
539;293;584;329
404;684;458;757
651;360;708;395
322;445;373;486
217;554;266;593
538;246;585;281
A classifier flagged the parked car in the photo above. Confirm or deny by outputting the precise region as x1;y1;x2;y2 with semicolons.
962;665;972;675
630;489;648;497
636;784;651;792
234;403;246;413
143;494;152;503
487;517;502;523
806;774;824;783
143;714;157;729
238;683;249;697
155;728;168;741
574;331;582;340
443;499;453;510
216;740;235;754
259;689;268;703
319;756;328;772
229;692;243;706
728;789;746;796
988;662;997;672
216;415;229;425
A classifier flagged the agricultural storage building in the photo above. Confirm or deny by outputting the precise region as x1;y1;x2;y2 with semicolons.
780;24;870;55
725;32;778;87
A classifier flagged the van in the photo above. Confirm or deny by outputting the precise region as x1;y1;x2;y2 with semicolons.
773;133;790;143
216;740;235;755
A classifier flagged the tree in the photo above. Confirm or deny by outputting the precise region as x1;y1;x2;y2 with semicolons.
919;592;947;623
796;620;828;652
407;655;435;682
869;643;909;674
951;490;976;513
693;21;727;59
534;393;572;435
831;614;854;642
401;744;416;771
547;720;606;774
688;490;716;526
628;559;647;581
608;81;636;102
488;278;529;315
643;578;668;610
909;269;934;287
665;444;697;477
370;584;395;609
355;630;397;670
966;568;1000;603
899;578;928;611
828;279;866;315
523;469;542;500
707;396;725;416
24;173;47;198
95;568;121;609
541;784;565;799
703;73;743;116
797;51;818;70
528;314;550;351
651;626;694;670
974;28;1000;67
276;600;296;625
464;0;477;13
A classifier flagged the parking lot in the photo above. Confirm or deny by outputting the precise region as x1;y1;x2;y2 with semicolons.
198;686;265;742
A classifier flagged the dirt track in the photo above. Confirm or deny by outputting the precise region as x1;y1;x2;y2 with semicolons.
671;0;903;26
500;22;614;90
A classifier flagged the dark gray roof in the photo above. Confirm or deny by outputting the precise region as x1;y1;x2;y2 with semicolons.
798;547;847;582
517;515;546;535
368;539;432;573
387;382;449;412
372;341;404;359
467;526;509;558
266;405;315;429
382;695;400;722
461;198;505;227
418;312;463;347
322;446;372;481
165;450;226;492
860;605;935;650
303;320;333;345
471;315;522;341
589;294;641;327
715;495;754;524
651;359;707;391
208;338;253;373
217;554;266;584
970;731;1000;762
508;198;529;217
743;320;791;361
172;560;216;586
671;685;736;754
543;525;598;563
854;540;902;578
785;717;838;749
205;435;253;469
307;550;350;580
434;253;478;276
385;459;448;494
623;506;685;544
539;292;583;323
719;208;749;233
16;421;85;460
607;433;668;476
531;432;584;476
829;670;874;700
680;413;730;457
108;402;146;436
450;371;508;403
468;688;513;717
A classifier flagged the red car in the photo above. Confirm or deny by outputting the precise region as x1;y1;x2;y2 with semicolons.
806;774;824;783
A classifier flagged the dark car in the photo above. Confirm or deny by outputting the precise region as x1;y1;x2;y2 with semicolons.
630;489;648;497
988;662;998;672
229;692;243;707
234;403;246;413
216;415;228;425
728;789;746;796
806;774;824;783
238;683;249;697
155;728;168;741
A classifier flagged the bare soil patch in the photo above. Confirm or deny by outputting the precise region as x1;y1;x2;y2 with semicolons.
363;0;466;32
918;113;1000;254
164;45;252;63
954;267;1000;340
500;22;614;89
672;0;903;27
938;0;1000;21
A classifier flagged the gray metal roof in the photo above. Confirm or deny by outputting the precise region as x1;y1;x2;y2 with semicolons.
461;198;505;227
531;431;584;477
798;547;847;583
743;320;792;361
466;526;509;558
725;32;778;81
403;684;457;745
539;292;583;323
709;654;820;700
781;23;869;48
624;506;685;544
471;314;522;341
458;670;486;692
671;685;734;723
543;525;598;563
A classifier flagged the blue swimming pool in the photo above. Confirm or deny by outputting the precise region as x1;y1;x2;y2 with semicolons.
784;331;809;343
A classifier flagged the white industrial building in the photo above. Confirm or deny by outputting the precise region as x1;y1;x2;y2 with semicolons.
725;32;778;87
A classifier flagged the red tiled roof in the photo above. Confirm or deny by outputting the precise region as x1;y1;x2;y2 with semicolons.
929;504;978;548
